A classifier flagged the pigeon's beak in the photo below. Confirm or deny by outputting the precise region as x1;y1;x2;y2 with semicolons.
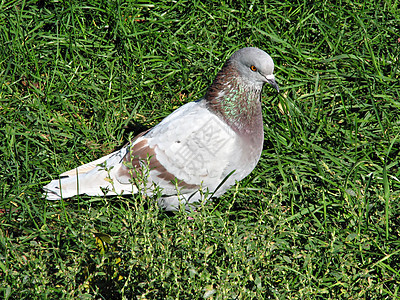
265;74;279;93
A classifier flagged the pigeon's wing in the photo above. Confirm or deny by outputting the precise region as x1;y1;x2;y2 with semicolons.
114;100;239;195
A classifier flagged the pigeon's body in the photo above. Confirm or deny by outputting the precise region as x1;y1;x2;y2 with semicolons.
44;47;279;211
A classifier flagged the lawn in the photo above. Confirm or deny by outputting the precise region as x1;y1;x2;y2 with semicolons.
1;0;400;299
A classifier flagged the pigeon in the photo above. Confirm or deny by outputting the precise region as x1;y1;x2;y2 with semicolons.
43;47;279;211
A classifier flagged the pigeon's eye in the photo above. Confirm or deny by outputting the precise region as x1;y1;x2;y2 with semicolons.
250;65;257;72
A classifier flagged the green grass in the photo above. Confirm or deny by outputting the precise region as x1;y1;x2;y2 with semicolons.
1;0;400;298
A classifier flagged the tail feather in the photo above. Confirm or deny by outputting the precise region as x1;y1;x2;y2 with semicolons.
59;150;119;177
43;149;137;200
43;170;111;200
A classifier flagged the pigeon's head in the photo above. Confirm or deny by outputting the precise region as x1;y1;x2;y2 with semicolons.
230;47;279;92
